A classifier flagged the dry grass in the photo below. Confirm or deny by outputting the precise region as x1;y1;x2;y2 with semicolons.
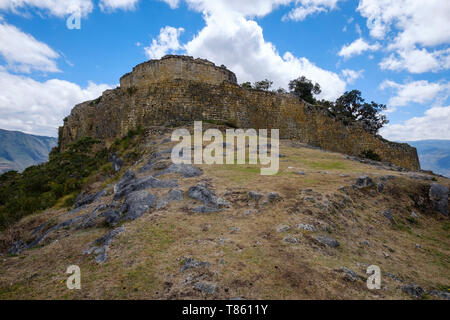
0;134;449;300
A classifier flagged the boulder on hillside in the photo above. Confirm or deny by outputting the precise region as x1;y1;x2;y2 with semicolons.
429;183;448;216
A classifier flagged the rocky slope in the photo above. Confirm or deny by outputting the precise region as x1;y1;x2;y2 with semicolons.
0;126;448;300
0;129;57;174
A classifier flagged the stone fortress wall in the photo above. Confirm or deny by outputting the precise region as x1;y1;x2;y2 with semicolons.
59;55;420;170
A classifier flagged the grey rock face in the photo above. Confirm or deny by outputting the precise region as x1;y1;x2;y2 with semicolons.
155;164;203;178
74;190;106;208
120;190;157;221
114;170;177;200
109;153;124;172
377;182;385;193
28;214;87;248
429;183;448;216
382;210;396;224
188;184;229;210
355;175;374;188
277;225;291;232
316;236;340;248
194;281;217;295
180;258;211;272
402;284;424;298
8;240;25;255
297;224;316;232
84;226;125;264
157;189;183;209
283;236;298;244
337;267;359;282
192;206;221;213
428;290;450;300
102;209;121;227
77;204;107;229
267;192;280;202
248;191;263;203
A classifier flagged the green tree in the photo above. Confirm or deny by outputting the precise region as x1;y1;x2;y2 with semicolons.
241;82;252;89
288;76;321;104
332;90;388;134
253;79;273;91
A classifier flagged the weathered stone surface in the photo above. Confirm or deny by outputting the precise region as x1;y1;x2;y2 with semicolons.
155;163;203;178
337;267;359;282
248;191;263;202
193;281;217;295
180;258;211;272
188;184;229;209
114;170;177;200
109;153;124;172
120;190;157;221
429;183;448;216
283;236;299;244
59;56;420;171
297;224;316;232
84;226;125;264
277;225;290;232
28;215;87;248
267;192;280;202
428;290;450;300
316;236;340;248
355;175;374;188
78;204;108;229
102;209;121;227
157;189;184;209
402;284;424;298
74;190;105;208
8;240;25;255
382;210;396;224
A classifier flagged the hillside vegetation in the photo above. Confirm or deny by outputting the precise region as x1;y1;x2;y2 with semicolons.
0;125;448;300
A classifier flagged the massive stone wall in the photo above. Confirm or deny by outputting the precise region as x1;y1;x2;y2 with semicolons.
120;55;237;89
59;56;420;170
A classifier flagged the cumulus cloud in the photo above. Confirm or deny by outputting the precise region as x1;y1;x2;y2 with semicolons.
357;0;450;73
338;38;380;59
99;0;139;11
0;69;112;136
379;47;450;74
341;69;364;84
0;0;94;17
144;26;185;59
283;0;340;21
380;106;450;141
158;0;346;100
380;80;449;108
0;21;60;73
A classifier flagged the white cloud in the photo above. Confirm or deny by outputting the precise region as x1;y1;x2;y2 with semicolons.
338;38;380;59
341;69;364;84
0;69;112;136
357;0;450;73
380;106;450;141
144;26;185;59
157;0;346;100
379;47;450;74
380;80;449;108
0;0;94;17
99;0;139;12
0;21;59;73
161;0;180;9
283;0;340;21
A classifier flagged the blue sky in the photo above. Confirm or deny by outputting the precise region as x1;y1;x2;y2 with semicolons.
0;0;448;141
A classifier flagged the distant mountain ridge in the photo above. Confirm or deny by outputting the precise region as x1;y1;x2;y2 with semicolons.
0;129;57;174
405;140;450;178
